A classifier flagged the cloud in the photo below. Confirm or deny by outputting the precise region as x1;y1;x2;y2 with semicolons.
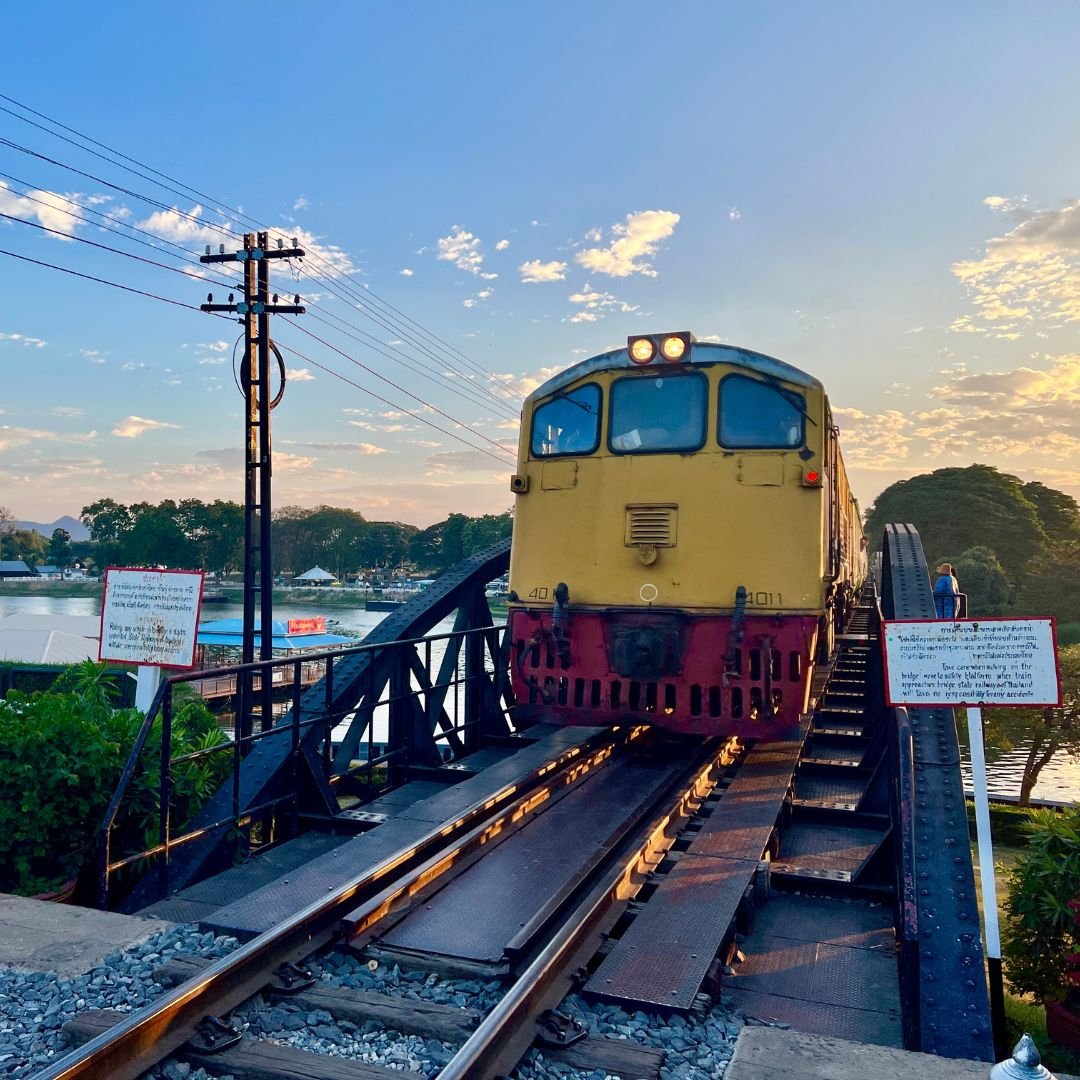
831;407;914;468
82;349;107;364
566;284;639;322
494;366;563;397
293;195;309;211
729;207;742;221
575;210;680;278
286;440;389;455
112;415;180;438
435;227;497;278
0;425;97;450
0;332;46;348
951;197;1080;335
285;367;315;382
50;406;84;417
519;258;568;283
495;239;510;251
425;449;509;475
399;268;414;276
138;207;356;276
0;182;93;239
198;356;226;365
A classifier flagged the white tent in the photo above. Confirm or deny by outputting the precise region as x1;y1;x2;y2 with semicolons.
294;566;337;583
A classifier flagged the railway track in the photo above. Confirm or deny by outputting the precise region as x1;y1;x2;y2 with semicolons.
39;724;741;1080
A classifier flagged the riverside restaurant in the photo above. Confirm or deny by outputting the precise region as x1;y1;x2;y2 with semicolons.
192;616;355;711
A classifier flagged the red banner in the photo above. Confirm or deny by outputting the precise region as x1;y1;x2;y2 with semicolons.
287;617;326;635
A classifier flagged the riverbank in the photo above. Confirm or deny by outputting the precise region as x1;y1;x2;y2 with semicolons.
0;581;101;598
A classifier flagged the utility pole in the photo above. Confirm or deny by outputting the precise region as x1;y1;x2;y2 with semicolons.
201;233;304;741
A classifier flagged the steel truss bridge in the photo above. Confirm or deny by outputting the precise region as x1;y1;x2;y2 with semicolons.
94;525;994;1064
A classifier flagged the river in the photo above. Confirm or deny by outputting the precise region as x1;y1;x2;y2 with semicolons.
3;593;1077;803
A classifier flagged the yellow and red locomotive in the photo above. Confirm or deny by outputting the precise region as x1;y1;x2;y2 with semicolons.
507;332;865;740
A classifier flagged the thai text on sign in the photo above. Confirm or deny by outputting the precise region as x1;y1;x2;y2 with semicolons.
98;567;204;668
287;617;326;634
881;618;1060;708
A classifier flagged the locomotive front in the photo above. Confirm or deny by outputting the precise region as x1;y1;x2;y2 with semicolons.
507;333;861;740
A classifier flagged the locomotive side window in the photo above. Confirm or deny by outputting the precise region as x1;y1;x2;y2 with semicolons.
608;372;707;454
530;382;602;457
718;375;805;448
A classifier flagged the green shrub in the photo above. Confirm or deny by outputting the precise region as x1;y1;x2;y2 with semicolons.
0;661;227;896
1002;807;1080;1002
966;801;1035;847
1059;622;1080;647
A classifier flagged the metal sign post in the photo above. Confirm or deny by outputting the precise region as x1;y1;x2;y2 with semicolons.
882;616;1062;1058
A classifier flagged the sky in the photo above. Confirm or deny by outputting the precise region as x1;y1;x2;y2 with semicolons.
2;3;1080;528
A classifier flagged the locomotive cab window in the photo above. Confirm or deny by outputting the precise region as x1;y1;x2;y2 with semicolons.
719;375;805;448
609;371;707;454
530;383;602;457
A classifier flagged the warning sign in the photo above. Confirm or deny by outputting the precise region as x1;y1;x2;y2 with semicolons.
99;567;204;668
882;617;1061;708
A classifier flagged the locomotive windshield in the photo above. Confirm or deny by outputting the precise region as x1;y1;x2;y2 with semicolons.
609;372;707;453
718;374;805;448
530;382;602;457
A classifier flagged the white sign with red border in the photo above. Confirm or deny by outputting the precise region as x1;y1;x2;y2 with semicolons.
881;617;1061;708
98;567;204;668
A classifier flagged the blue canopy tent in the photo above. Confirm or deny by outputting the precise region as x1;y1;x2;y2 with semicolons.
196;617;355;652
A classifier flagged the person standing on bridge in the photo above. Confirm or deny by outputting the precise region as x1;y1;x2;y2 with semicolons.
933;563;960;619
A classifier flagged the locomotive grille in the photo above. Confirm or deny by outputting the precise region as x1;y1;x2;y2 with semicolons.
625;504;677;547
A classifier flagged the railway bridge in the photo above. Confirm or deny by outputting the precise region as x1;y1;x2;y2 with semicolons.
74;522;996;1077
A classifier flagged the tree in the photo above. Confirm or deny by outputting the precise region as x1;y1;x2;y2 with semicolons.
0;528;46;565
47;528;73;570
977;645;1080;806
80;498;134;568
461;512;513;557
0;506;12;534
864;465;1047;581
1017;540;1080;625
952;546;1009;616
1022;481;1080;543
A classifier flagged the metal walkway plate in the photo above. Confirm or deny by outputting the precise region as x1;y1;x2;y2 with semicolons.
200;726;605;940
771;822;885;880
373;759;681;964
588;854;760;1008
723;894;902;1048
586;724;809;1009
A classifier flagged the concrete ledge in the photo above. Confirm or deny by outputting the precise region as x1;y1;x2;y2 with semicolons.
727;1027;1080;1080
0;893;172;977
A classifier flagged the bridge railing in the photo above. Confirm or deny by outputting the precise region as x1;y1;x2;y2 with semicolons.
96;621;512;909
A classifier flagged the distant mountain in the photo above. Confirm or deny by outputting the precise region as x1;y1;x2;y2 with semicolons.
15;515;90;541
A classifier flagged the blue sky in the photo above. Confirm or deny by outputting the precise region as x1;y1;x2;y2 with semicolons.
3;2;1080;526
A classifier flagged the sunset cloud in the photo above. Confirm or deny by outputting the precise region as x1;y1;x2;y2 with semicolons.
112;416;180;438
519;258;568;283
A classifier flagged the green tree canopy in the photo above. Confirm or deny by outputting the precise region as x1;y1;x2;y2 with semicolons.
47;528;73;569
952;546;1009;616
864;465;1047;580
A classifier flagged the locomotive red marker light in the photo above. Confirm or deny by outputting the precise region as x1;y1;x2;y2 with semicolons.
628;336;656;364
806;470;820;483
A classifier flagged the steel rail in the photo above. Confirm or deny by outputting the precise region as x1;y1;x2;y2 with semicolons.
34;726;639;1080
438;736;738;1080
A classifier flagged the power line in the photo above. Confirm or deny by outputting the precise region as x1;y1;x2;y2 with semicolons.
0;94;524;408
280;318;517;461
275;340;515;466
0;210;240;291
0;169;243;283
0;238;515;466
305;306;519;420
0;245;229;314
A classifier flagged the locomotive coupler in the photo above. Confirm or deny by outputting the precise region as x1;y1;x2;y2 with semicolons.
552;581;572;667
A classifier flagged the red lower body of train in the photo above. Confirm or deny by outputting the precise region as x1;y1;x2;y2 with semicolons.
508;606;819;740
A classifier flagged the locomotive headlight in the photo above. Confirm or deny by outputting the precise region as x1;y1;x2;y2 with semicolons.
660;334;688;362
629;336;657;364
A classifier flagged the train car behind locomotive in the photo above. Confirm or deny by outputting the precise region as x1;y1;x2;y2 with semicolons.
507;332;865;740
